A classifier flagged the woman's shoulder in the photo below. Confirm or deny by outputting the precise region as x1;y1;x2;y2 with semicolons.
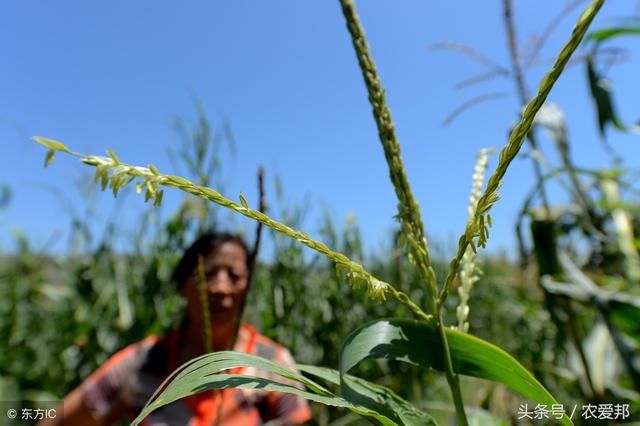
79;336;159;422
238;323;299;367
88;335;159;382
236;324;312;423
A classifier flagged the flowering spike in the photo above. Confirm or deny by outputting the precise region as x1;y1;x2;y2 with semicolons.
366;279;388;302
455;147;494;331
31;136;435;324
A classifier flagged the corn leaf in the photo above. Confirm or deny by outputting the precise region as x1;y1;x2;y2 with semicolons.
130;350;419;426
585;20;640;45
298;364;438;425
340;319;573;426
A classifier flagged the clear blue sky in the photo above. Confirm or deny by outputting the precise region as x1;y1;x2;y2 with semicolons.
1;1;639;259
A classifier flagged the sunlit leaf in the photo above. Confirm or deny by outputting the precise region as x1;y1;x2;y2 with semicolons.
130;351;411;426
340;319;573;426
585;20;640;45
299;364;438;425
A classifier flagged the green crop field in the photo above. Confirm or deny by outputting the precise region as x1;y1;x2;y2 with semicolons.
2;1;640;425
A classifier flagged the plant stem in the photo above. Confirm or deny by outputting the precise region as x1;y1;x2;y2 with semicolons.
337;0;466;423
197;255;213;354
564;302;599;397
436;314;467;426
439;0;605;307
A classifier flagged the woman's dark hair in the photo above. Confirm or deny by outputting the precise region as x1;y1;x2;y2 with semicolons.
171;231;251;288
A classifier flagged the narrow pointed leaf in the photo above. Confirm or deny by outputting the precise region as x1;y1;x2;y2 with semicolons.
298;364;438;425
130;351;403;426
587;56;628;136
585;20;640;45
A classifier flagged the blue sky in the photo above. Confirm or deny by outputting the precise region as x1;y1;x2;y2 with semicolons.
1;1;639;259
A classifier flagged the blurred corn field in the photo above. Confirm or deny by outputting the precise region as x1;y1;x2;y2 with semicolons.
6;96;640;423
3;3;640;425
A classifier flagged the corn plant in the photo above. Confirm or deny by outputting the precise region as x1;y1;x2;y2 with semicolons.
509;15;640;406
433;0;640;410
32;0;606;424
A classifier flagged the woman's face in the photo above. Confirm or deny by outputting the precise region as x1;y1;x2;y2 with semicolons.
181;241;249;328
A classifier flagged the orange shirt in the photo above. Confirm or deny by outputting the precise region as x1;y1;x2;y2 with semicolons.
82;324;311;425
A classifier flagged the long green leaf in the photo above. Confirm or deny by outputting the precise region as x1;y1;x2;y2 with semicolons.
339;319;573;426
130;351;405;426
298;364;438;425
585;20;640;45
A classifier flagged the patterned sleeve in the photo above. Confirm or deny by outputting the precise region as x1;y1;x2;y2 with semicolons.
81;342;146;424
262;346;312;424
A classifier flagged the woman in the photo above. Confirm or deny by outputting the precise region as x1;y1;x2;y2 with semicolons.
42;231;311;425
